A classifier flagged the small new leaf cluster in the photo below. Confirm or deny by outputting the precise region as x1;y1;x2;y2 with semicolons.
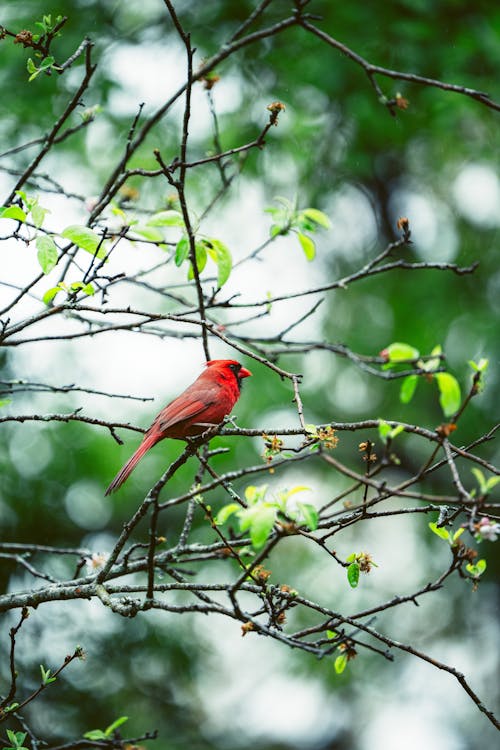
262;433;284;462
141;208;233;286
216;485;318;550
428;521;465;546
345;552;378;588
327;630;357;674
43;280;95;306
305;424;339;450
176;235;232;288
11;14;65;80
27;54;60;81
470;467;500;501
265;196;331;261
428;520;488;584
34;14;64;36
380;342;462;417
0;197;105;301
468;357;489;394
43;221;105;299
378;420;404;445
83;716;128;741
1;190;49;229
465;558;487;579
4;731;28;750
40;664;57;685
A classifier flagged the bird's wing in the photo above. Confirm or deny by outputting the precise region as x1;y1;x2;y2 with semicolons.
154;381;221;433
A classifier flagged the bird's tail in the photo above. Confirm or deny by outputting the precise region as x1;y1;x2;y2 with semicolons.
105;433;159;496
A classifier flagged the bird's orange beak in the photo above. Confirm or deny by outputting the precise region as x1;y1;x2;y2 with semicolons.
239;366;252;379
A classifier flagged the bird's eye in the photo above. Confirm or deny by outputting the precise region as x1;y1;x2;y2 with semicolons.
229;363;240;374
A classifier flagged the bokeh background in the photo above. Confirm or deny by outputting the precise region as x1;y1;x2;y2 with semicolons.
0;2;499;748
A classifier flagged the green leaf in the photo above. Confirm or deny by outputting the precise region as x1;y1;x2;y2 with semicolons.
83;730;107;741
215;503;240;525
194;241;207;272
297;232;316;260
39;55;55;70
384;342;420;362
42;286;62;305
280;485;311;500
0;399;12;408
237;507;256;532
400;374;418;404
205;238;232;287
132;225;165;243
187;241;208;279
296;216;316;233
468;358;489;373
470;468;499;496
1;206;27;222
270;223;285;237
347;562;360;588
485;476;500;492
63;281;94;298
297;502;318;531
326;630;337;639
40;664;56;684
104;716;128;737
6;731;27;750
31;203;49;228
175;236;190;266
334;653;348;674
110;205;127;219
244;486;258;504
250;507;277;549
421;345;442;373
471;467;486;493
378;420;404;443
301;208;332;229
466;559;487;576
238;503;277;549
245;485;268;504
476;559;487;574
61;225;107;259
435;372;461;417
452;527;465;543
16;190;32;206
147;210;185;227
391;424;405;439
36;235;58;274
428;521;450;541
378;420;391;442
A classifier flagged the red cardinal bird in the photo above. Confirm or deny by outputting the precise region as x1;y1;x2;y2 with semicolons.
105;359;251;495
